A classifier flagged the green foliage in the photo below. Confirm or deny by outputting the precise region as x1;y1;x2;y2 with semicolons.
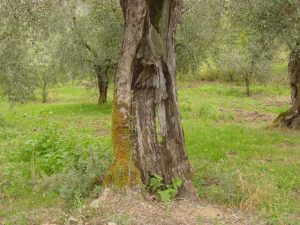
0;0;69;103
1;121;111;206
177;0;225;74
65;0;122;84
0;88;113;222
229;0;300;50
149;174;163;192
149;175;183;202
0;0;122;103
19;122;80;175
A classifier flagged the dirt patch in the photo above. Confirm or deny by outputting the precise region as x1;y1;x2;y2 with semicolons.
79;188;266;225
221;108;276;123
252;95;290;108
63;118;110;137
22;209;67;225
279;141;300;149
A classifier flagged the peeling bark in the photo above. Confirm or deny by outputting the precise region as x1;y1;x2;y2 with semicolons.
111;0;197;198
273;44;300;129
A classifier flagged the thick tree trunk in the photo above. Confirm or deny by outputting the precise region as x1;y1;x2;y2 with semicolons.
95;65;109;105
111;0;197;198
273;44;300;129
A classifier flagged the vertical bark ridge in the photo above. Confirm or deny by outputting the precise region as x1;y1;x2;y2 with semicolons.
110;0;147;186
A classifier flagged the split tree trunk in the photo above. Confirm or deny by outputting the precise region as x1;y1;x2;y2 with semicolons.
95;65;109;105
273;44;300;129
111;0;197;197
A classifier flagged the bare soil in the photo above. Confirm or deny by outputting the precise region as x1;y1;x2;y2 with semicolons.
67;188;267;225
220;108;276;123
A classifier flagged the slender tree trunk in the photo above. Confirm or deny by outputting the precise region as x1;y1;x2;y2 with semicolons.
273;44;300;129
95;65;109;105
42;74;48;103
111;0;197;198
245;77;250;97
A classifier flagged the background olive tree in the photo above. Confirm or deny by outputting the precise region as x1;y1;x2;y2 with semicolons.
177;0;225;76
0;0;123;105
228;0;300;127
64;0;123;105
0;0;70;103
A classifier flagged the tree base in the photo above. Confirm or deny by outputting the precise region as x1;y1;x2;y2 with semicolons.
179;180;199;201
273;109;300;130
106;161;141;187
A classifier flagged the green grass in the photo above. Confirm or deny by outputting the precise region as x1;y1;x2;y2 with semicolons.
1;81;300;224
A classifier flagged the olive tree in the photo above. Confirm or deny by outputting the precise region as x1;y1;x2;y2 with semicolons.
212;0;275;96
177;0;225;75
265;0;300;129
236;0;300;128
65;0;122;105
111;0;197;198
0;0;36;102
30;36;71;103
0;0;70;103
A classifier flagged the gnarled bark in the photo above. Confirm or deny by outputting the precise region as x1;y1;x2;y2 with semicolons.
111;0;197;198
273;44;300;129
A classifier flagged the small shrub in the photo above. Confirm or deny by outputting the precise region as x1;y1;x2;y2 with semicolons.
18;123;81;175
149;174;183;202
199;64;221;81
8;121;112;205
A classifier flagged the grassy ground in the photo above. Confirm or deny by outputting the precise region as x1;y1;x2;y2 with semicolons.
0;81;299;224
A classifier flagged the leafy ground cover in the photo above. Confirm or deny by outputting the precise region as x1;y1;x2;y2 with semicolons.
0;81;299;224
